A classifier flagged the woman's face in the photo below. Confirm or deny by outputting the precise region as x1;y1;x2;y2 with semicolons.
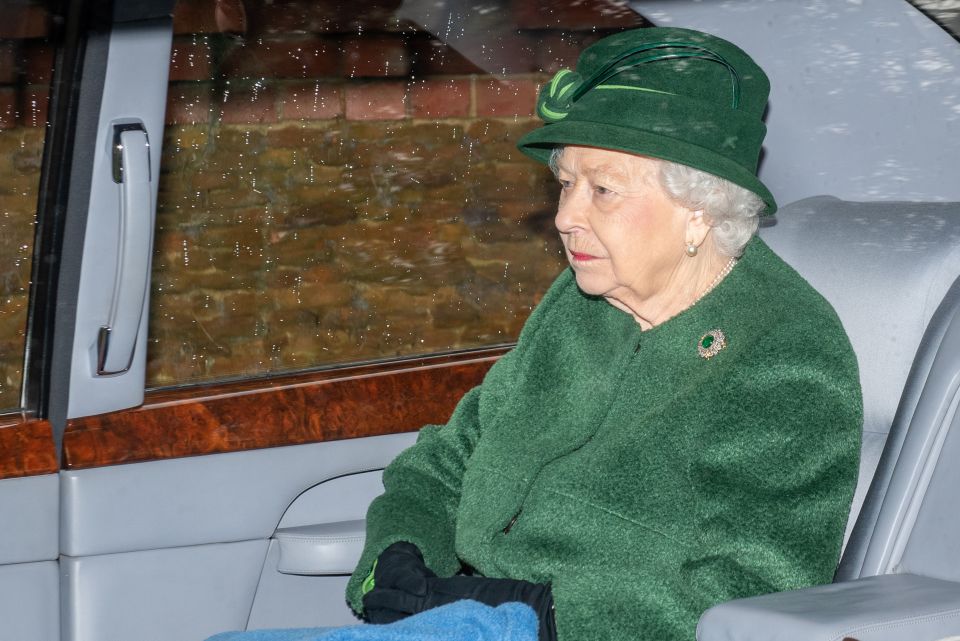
553;146;692;306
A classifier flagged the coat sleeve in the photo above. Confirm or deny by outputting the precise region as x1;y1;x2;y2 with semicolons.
679;328;863;624
345;274;572;616
345;382;487;614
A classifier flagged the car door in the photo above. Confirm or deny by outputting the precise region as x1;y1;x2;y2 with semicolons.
2;1;642;640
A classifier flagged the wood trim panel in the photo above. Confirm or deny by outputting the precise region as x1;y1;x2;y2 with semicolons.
0;416;59;479
62;348;509;470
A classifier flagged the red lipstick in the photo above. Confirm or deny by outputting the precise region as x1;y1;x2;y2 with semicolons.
569;250;598;262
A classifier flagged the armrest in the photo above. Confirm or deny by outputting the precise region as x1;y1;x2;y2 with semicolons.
274;519;365;576
697;574;960;641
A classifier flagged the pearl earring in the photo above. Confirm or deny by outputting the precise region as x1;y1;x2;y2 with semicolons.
685;242;698;257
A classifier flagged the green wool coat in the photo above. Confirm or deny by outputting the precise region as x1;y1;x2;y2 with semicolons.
347;237;863;640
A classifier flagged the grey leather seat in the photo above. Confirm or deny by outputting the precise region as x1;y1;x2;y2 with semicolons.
698;196;960;641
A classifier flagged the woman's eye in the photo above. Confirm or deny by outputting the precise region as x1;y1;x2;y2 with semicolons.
594;185;614;196
558;178;573;190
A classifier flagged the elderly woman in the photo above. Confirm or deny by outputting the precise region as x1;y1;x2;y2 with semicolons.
208;25;861;641
344;26;862;641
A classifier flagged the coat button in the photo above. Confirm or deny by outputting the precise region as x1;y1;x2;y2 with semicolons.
503;511;521;534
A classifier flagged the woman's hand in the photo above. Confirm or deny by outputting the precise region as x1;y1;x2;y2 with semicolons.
362;542;437;624
362;542;557;641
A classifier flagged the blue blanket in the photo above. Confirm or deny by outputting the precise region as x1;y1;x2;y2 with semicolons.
206;600;538;641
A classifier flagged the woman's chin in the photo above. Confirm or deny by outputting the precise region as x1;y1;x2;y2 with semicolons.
572;271;610;297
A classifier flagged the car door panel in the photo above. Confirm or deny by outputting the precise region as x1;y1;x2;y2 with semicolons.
245;470;390;629
275;470;386;530
0;561;59;641
0;472;59;641
0;474;58;565
60;433;414;557
59;434;412;640
61;539;266;641
247;541;359;630
60;437;412;640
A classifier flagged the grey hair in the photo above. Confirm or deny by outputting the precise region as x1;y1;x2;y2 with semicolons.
547;146;763;257
657;160;762;257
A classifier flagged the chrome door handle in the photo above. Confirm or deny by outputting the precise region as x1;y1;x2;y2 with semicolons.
97;122;152;375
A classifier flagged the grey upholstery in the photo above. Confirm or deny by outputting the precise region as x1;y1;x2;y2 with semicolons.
61;540;267;641
699;197;960;640
247;540;360;630
60;432;413;556
0;476;58;641
245;472;386;629
852;277;960;581
698;574;960;641
0;561;59;641
59;433;413;641
0;474;58;564
277;469;385;529
275;520;367;575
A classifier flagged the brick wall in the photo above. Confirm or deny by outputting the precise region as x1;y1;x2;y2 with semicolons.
147;0;640;386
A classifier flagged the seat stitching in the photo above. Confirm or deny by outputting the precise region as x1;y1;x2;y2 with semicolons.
276;535;365;544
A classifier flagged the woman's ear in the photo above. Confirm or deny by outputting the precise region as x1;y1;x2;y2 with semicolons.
685;210;712;248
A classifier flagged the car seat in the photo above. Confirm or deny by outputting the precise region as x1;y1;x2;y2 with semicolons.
698;196;960;641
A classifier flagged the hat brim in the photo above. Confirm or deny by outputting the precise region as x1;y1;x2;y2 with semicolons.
517;120;777;215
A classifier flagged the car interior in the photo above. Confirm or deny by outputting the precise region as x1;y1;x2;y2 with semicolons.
1;1;959;641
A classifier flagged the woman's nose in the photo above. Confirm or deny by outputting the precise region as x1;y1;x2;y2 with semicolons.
555;188;587;233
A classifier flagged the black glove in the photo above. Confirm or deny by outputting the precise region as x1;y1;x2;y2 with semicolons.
362;542;557;641
362;542;438;624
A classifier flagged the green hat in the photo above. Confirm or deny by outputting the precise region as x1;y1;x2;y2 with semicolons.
517;27;777;214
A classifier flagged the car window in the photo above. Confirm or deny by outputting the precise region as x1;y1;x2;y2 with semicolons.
0;1;53;411
148;0;643;388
